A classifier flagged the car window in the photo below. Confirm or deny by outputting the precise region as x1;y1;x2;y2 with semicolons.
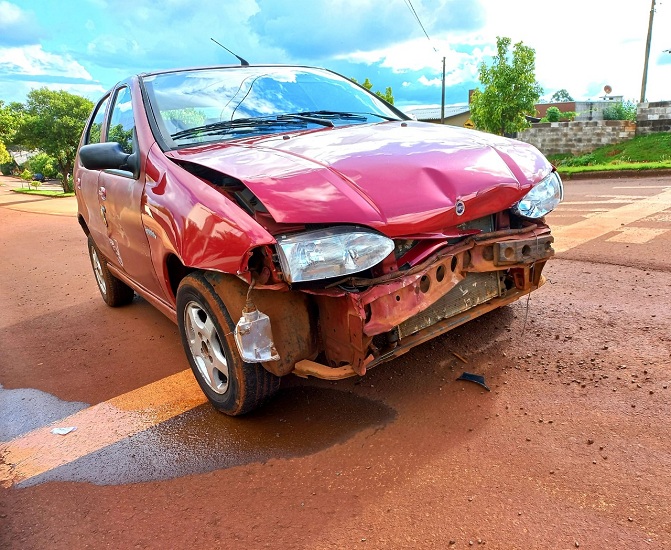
142;66;403;148
107;86;135;154
87;95;110;145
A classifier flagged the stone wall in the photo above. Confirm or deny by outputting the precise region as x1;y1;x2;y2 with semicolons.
637;101;671;135
517;120;636;156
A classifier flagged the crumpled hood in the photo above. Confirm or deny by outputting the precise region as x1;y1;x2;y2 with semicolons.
166;121;551;237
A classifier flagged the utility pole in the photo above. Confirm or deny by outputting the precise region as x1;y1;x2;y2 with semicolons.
440;57;446;124
640;0;656;103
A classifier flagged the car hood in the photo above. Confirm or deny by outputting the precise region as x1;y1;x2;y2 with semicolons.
166;121;551;237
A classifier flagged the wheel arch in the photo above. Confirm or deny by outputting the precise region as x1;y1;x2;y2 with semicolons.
78;214;90;236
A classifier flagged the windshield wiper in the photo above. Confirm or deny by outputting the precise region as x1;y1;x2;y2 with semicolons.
277;114;334;127
297;110;401;122
171;116;312;140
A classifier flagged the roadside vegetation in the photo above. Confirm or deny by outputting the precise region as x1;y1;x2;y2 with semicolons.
0;90;93;193
548;133;671;175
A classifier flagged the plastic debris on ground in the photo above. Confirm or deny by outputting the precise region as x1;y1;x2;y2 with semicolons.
51;426;77;435
457;372;491;392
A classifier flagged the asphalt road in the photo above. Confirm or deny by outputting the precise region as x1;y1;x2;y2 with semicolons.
1;174;670;549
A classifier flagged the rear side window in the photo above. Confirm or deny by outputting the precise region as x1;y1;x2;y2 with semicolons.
86;95;109;145
107;86;135;154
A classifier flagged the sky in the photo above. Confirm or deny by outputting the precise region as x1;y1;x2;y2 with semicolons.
0;0;669;112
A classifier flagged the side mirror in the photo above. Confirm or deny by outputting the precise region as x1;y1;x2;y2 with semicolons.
79;142;139;178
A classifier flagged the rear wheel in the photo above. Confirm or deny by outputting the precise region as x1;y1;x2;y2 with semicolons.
176;272;280;416
88;236;134;307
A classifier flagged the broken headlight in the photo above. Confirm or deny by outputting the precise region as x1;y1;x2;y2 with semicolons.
276;226;394;283
512;171;563;219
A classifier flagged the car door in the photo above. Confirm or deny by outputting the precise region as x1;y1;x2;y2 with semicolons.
76;93;111;252
97;85;164;299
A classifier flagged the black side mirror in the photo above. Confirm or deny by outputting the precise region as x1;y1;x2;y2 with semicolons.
79;142;140;178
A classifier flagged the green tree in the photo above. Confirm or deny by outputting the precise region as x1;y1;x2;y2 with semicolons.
351;77;395;105
15;88;93;192
26;152;58;179
469;37;543;136
0;100;23;166
550;89;574;102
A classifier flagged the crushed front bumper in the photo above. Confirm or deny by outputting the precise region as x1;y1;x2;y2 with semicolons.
293;225;553;380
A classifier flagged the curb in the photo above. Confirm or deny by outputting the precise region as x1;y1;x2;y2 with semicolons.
558;168;671;181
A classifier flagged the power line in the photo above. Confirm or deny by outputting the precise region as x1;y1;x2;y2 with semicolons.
403;0;437;52
402;0;445;123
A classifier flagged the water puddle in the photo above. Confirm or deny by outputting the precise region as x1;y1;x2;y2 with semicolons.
18;386;395;487
0;384;88;441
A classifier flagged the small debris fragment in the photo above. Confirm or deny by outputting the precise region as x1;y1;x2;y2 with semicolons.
452;351;468;364
51;427;77;436
587;439;594;445
457;372;490;391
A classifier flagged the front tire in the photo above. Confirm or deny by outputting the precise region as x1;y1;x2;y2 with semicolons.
176;272;280;416
88;236;134;307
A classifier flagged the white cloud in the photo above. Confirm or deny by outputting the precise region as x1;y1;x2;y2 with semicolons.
418;75;441;87
0;0;23;24
0;45;92;79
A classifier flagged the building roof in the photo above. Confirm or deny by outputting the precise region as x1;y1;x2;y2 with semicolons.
405;105;470;121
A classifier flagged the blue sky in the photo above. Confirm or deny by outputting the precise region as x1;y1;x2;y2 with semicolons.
0;0;669;111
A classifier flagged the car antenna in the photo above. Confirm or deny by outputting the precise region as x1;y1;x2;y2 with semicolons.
210;38;250;66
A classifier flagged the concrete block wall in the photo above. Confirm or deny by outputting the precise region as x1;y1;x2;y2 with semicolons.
637;101;671;135
518;120;636;156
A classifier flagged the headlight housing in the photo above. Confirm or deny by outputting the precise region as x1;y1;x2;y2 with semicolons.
512;171;563;219
275;226;395;283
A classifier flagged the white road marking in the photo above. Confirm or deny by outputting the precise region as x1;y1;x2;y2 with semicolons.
606;227;669;244
552;188;671;253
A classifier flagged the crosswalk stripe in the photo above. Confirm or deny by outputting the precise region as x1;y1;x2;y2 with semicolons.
0;370;205;487
552;188;671;253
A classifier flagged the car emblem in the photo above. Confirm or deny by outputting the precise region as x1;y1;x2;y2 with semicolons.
455;200;466;216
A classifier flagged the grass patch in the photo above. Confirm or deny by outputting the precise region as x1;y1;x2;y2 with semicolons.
558;161;671;176
548;133;671;174
12;188;75;198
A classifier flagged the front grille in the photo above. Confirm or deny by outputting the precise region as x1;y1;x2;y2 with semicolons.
458;214;495;233
398;271;502;338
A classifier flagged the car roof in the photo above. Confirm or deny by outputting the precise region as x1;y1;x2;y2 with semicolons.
138;64;324;78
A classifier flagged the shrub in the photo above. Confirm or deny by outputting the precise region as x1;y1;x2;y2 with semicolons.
540;107;577;123
602;101;637;121
546;106;561;122
20;168;32;181
25;153;58;179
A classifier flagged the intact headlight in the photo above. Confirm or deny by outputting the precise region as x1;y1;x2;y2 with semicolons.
512;171;564;219
276;226;394;283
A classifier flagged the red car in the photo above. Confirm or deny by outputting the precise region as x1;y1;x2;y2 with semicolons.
75;65;562;415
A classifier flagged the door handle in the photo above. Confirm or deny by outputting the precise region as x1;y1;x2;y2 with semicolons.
98;186;107;201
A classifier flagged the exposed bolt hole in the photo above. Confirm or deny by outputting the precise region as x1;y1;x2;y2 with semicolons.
419;275;430;293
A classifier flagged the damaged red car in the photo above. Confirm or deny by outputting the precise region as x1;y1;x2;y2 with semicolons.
75;65;562;415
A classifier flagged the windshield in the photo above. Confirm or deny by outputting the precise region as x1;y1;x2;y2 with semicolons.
142;66;403;148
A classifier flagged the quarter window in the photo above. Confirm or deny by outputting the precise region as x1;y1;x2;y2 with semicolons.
108;87;135;154
87;95;109;145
